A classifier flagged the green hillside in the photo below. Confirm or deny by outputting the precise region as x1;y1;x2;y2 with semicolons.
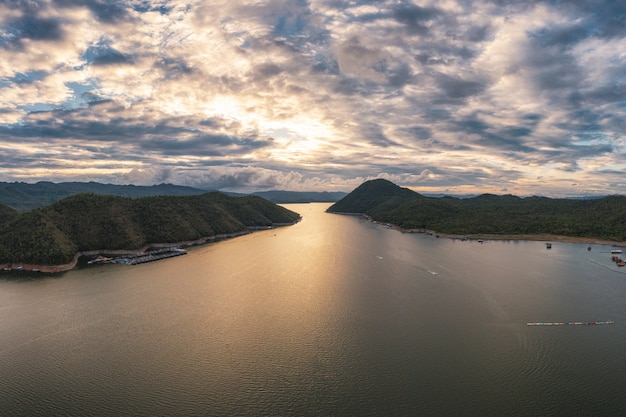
328;179;626;242
0;204;18;224
0;193;300;265
0;181;208;211
327;179;421;214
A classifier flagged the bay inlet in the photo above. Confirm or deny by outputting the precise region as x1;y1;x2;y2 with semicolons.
1;203;625;416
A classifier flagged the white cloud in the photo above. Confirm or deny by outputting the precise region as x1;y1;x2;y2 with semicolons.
0;0;624;197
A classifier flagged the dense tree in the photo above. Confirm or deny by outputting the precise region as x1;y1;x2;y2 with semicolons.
0;192;300;265
328;179;626;242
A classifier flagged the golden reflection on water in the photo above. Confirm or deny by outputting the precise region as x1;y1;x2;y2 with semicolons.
2;203;626;416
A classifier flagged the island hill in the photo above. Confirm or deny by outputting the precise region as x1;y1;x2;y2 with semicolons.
0;192;301;270
327;179;626;244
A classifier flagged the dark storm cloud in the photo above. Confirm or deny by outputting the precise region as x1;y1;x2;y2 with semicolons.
360;123;400;148
530;25;590;49
392;4;442;35
434;73;485;100
563;0;626;38
0;108;273;158
211;170;284;190
142;134;273;157
1;15;65;49
154;58;195;79
569;84;626;107
448;116;536;154
51;0;131;23
402;126;432;141
84;43;132;66
254;62;285;79
13;17;64;41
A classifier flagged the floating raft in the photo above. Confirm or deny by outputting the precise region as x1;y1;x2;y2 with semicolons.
527;321;614;326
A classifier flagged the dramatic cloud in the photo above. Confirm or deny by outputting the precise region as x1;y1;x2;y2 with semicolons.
0;0;624;196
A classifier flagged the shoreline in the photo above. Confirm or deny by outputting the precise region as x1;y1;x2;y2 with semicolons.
402;228;625;247
0;223;297;274
353;213;625;247
2;218;623;274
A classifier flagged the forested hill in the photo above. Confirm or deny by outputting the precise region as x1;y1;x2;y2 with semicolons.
252;190;347;203
0;193;301;266
0;204;18;224
0;181;208;211
327;179;626;242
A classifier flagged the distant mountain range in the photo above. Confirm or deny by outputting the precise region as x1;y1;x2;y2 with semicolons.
0;192;301;266
251;190;347;204
0;181;347;211
328;179;626;242
0;181;207;211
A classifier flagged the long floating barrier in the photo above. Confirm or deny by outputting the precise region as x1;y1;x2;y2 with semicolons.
527;321;614;326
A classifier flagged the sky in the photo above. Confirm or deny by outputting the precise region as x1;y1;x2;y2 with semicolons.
1;0;625;196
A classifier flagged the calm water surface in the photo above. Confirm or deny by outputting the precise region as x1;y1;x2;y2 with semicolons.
1;203;625;416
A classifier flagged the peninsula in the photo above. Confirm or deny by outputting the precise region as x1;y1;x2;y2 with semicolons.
0;192;300;271
327;179;626;245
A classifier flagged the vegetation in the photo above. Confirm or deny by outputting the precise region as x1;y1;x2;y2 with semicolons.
0;192;300;265
0;181;348;211
252;190;347;203
0;204;18;224
328;179;626;242
0;181;207;211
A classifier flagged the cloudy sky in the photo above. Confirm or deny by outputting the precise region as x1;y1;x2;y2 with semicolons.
1;0;625;196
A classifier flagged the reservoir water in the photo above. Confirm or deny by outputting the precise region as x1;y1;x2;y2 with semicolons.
1;203;625;416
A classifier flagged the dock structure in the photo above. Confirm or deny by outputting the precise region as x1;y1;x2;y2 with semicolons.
527;321;614;326
116;247;187;265
89;247;187;266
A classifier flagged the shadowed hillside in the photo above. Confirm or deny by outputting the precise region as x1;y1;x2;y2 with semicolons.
0;204;18;225
326;179;421;214
252;190;347;203
0;193;300;265
0;181;208;211
328;179;626;242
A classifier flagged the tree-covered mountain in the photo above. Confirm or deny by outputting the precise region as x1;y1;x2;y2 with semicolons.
327;179;422;214
0;203;18;224
0;181;208;211
251;190;347;203
327;179;626;242
0;193;301;265
0;181;348;211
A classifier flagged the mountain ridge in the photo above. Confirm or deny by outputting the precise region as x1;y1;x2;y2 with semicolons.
328;179;626;242
0;192;301;267
0;181;348;211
